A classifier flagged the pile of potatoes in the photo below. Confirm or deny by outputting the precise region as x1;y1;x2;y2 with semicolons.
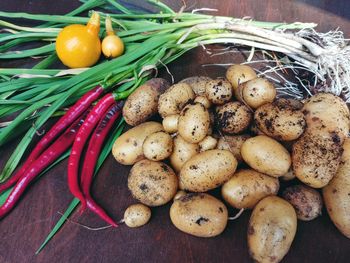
112;64;350;263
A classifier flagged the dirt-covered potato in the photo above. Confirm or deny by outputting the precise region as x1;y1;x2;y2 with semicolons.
248;196;297;263
178;103;210;143
170;135;199;172
128;159;178;206
162;114;179;134
216;101;252;134
123;78;170;126
292;130;343;188
143;131;173;161
205;79;232;105
170;193;228;237
179;149;237;192
158;82;195;118
124;204;151;228
199;135;217;152
179;76;212;96
254;98;306;141
323;138;350;238
236;78;276;109
112;122;163;165
225;64;257;98
222;169;279;209
241;135;291;177
282;185;322;221
217;134;251;163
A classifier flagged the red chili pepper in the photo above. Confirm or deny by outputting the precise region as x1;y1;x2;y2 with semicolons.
0;85;104;194
80;102;123;227
0;111;89;218
67;93;116;210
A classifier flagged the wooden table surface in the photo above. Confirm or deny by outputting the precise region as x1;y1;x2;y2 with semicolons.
0;1;349;262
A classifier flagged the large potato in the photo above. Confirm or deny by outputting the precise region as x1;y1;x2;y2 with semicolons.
226;64;257;98
292;130;343;188
217;134;251;163
112;122;163;165
241;135;291;177
254;98;306;141
323;138;350;238
178;103;210;143
179;149;237;192
128;159;178;206
170;135;199;172
248;196;297;263
179;76;212;96
222;169;279;209
123;78;170;126
170;193;228;237
158;83;195;118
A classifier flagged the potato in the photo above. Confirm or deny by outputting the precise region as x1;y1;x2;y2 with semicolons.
241;135;291;177
323;138;350;238
124;204;151;228
128;159;178;206
162;114;179;134
179;76;212;96
178;103;210;143
280;168;296;181
158;82;195;118
179;149;237;192
225;64;257;98
198;135;217;152
173;190;187;201
205;79;232;105
170;193;228;237
282;185;322;221
194;95;211;109
248;196;297;263
222;169;279;209
292;130;343;188
217;134;251;163
112;122;163;165
254;98;306;141
143;131;173;161
236;78;276;109
170;135;199;172
216;101;252;134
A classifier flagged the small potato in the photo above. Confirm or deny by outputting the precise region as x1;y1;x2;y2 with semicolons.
280;168;296;181
124;204;151;228
162;114;179;134
225;64;257;98
216;101;252;134
241;135;291;177
199;136;217;152
179;149;237;192
173;190;187;201
170;135;199;172
180;76;212;96
128;160;178;206
254;98;306;141
158;83;195;118
170;193;228;237
143;131;173;161
178;103;210;143
205;79;232;105
123;78;170;126
237;78;276;109
217;134;251;163
112;122;163;165
282;185;322;221
194;96;211;108
248;196;297;263
323;138;350;238
222;169;279;209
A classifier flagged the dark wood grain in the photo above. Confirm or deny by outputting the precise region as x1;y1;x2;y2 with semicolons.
0;1;349;263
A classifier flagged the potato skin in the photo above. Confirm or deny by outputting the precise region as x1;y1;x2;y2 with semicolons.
241;135;291;177
179;149;237;192
323;138;350;238
178;103;210;143
292;130;343;188
254;98;306;141
128;160;178;206
123;78;170;126
124;204;151;228
112;122;163;165
179;76;212;96
143;131;173;161
170;135;199;172
170;193;228;237
217;134;251;163
248;196;297;263
222;169;279;209
226;64;257;98
205;79;232;105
